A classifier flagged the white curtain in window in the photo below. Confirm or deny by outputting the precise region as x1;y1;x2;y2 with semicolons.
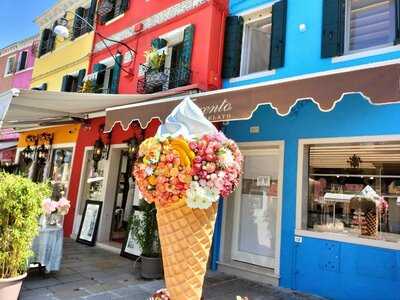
349;0;396;51
243;17;271;75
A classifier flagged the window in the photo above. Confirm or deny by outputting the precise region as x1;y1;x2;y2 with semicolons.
49;148;73;200
17;51;28;71
301;140;400;244
241;11;272;76
4;56;16;75
99;0;129;24
222;0;287;79
61;69;86;92
322;0;398;58
38;28;55;57
345;0;396;52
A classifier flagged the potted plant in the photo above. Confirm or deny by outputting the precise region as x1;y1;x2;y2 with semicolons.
0;173;51;300
129;199;162;279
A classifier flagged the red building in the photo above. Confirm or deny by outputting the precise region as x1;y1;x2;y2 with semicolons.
66;0;228;250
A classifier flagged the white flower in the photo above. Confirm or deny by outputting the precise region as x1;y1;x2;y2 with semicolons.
186;182;217;209
145;166;154;176
218;148;234;168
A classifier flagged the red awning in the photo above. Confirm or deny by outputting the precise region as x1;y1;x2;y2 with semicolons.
105;63;400;132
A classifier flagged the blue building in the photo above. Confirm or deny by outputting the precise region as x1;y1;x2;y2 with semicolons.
214;0;400;299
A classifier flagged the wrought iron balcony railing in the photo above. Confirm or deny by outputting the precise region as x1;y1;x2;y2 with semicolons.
137;66;191;94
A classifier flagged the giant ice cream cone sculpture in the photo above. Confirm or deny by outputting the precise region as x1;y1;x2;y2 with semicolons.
134;98;242;300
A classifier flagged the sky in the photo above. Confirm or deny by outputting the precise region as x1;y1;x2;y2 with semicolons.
0;0;57;48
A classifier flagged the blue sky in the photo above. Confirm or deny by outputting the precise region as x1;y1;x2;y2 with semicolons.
0;0;57;48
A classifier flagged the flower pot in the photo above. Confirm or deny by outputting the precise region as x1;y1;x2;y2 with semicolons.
0;273;27;300
141;256;162;279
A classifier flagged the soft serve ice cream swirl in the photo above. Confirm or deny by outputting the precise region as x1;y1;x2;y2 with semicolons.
156;97;217;139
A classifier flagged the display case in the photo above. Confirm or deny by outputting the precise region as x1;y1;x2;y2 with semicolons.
305;141;400;243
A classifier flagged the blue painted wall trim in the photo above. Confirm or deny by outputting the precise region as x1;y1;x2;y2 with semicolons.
224;94;400;300
211;198;224;271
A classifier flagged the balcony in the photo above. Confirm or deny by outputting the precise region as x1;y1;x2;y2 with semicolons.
137;66;191;94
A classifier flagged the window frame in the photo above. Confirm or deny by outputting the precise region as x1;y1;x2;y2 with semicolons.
4;55;16;76
343;0;396;55
296;135;400;251
17;50;28;72
240;11;273;77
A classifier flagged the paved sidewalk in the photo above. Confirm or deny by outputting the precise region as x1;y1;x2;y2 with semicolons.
21;239;323;300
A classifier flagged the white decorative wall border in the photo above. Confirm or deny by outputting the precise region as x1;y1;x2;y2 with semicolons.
0;35;39;57
94;0;208;53
35;0;91;29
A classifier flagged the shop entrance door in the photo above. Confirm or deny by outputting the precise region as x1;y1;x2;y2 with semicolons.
110;149;135;243
231;146;283;269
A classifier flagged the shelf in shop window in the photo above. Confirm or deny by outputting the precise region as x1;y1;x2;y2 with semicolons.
87;176;104;183
310;173;400;179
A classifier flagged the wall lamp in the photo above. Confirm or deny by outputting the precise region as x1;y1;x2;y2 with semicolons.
54;9;136;76
92;138;105;171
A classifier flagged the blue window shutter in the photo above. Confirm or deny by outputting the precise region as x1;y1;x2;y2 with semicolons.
321;0;345;58
93;63;107;93
222;16;244;79
61;75;74;92
73;7;85;40
395;0;400;44
77;69;86;92
110;56;122;94
269;0;287;70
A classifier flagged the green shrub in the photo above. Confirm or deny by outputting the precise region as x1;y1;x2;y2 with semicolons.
129;200;160;258
0;173;51;278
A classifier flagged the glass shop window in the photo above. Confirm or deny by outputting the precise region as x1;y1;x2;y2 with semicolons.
303;140;400;243
345;0;396;53
49;148;73;200
79;149;107;214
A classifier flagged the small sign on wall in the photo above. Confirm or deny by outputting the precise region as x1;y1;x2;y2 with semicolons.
256;176;270;187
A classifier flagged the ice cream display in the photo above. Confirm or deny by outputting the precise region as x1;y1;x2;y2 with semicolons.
133;97;242;300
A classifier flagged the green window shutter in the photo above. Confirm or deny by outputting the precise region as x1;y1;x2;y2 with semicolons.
182;25;194;68
61;75;74;92
321;0;345;58
120;0;129;13
222;16;244;79
151;38;167;49
76;69;86;92
110;56;122;94
269;0;287;70
179;25;195;86
73;7;85;40
93;63;107;93
395;0;400;44
88;0;97;27
39;29;52;57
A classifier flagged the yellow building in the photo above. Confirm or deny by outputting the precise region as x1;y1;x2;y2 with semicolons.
31;0;97;91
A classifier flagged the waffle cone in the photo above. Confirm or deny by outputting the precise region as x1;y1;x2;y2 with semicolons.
156;198;218;300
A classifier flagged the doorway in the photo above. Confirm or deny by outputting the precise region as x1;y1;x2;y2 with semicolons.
110;149;136;243
231;145;283;271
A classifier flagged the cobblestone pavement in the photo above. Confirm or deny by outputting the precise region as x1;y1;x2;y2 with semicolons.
21;239;324;300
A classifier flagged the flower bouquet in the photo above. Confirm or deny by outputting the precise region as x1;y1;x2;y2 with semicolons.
134;98;242;300
41;197;71;228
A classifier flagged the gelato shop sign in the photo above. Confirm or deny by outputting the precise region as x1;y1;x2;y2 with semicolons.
199;99;233;121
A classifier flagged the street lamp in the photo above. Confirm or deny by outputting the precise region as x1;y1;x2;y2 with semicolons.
53;10;136;76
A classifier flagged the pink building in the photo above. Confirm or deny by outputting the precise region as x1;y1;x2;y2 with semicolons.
0;35;39;165
0;35;39;93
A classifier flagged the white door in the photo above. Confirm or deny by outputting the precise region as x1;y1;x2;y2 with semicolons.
231;147;283;269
